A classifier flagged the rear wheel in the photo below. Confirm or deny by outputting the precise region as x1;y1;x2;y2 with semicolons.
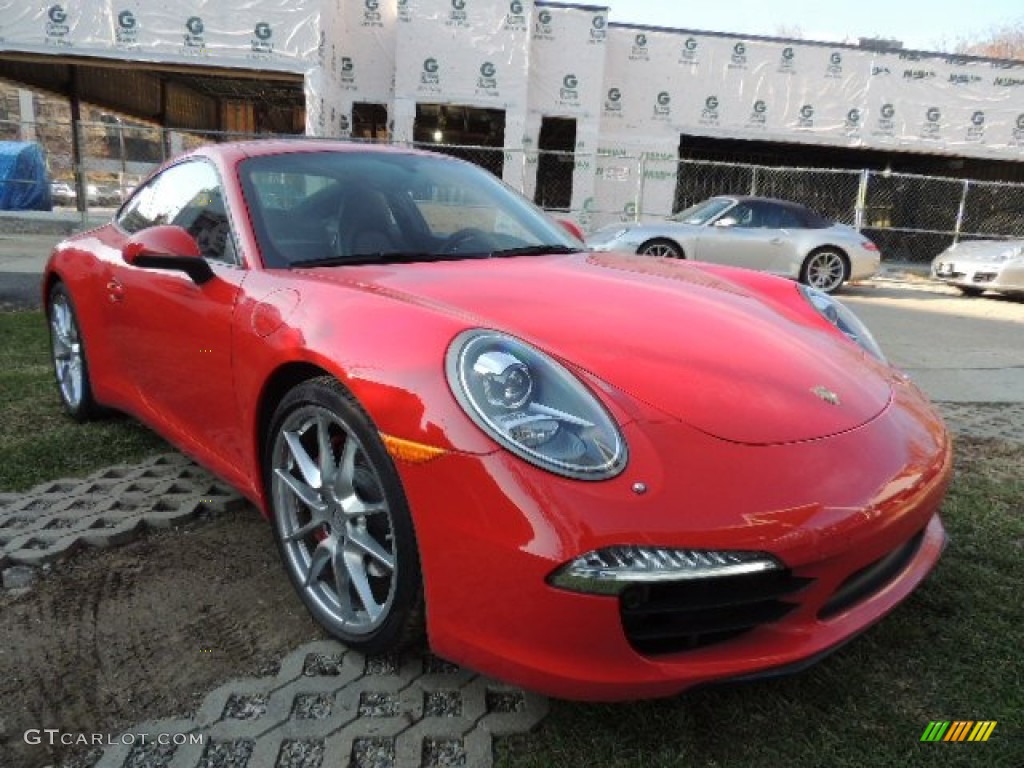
957;286;984;297
800;249;849;294
47;282;103;421
638;238;684;259
266;377;423;653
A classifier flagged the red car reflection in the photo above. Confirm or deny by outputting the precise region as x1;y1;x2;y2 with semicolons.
43;141;951;701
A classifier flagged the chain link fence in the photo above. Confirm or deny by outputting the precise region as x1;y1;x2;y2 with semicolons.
3;117;1023;263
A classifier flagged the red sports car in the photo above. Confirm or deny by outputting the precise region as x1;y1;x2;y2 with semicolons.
44;141;951;701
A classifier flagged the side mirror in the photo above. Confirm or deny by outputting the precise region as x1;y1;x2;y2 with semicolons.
713;216;738;228
122;225;214;284
557;218;585;242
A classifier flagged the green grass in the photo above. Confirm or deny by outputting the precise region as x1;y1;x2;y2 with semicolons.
0;310;167;491
497;439;1024;768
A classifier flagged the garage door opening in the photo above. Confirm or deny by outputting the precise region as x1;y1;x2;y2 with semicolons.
352;102;389;141
534;116;576;210
414;103;505;177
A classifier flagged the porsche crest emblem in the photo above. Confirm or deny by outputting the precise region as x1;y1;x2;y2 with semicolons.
811;385;841;406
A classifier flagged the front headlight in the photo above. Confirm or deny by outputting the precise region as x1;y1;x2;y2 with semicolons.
996;244;1024;262
446;329;627;480
800;285;886;363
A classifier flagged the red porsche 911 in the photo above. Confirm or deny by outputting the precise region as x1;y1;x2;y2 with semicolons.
43;141;951;701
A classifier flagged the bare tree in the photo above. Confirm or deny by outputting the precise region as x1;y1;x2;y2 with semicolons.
774;24;804;39
955;18;1024;59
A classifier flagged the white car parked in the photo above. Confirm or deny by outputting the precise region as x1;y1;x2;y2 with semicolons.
931;239;1024;297
587;196;881;294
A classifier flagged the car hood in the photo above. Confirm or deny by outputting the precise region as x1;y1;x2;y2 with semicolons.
303;252;892;446
938;239;1024;263
586;220;698;243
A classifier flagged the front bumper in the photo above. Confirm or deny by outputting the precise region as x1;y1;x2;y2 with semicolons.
397;377;951;701
932;259;1024;293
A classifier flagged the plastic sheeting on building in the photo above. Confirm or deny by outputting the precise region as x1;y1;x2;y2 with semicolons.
0;0;319;73
0;142;52;212
305;1;1024;225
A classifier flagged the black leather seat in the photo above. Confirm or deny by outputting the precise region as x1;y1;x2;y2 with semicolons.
337;189;406;256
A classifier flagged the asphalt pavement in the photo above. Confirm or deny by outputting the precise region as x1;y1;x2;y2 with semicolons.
1;228;1021;403
0;233;56;309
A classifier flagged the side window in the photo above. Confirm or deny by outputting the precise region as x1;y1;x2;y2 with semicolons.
777;207;804;229
728;203;757;228
753;202;783;229
116;161;235;263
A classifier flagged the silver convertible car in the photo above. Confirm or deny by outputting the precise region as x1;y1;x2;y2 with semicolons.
586;196;880;294
931;239;1024;297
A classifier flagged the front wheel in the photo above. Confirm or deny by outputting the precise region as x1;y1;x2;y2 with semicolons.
266;377;423;653
800;249;849;294
47;282;103;421
637;238;684;259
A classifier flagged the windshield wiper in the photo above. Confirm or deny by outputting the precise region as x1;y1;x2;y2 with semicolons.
293;245;580;268
487;244;582;257
292;252;468;268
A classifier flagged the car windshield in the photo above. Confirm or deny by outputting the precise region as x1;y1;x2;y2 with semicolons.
668;197;734;225
239;150;580;268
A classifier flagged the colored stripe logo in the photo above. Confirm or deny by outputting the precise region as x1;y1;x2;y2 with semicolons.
921;721;997;742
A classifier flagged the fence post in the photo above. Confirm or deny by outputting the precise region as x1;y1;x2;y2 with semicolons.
635;153;646;222
953;179;970;244
750;167;758;196
854;169;869;230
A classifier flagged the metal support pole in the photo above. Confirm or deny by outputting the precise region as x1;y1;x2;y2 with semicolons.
953;179;970;244
69;66;87;221
117;117;127;199
635;153;646;222
854;168;869;230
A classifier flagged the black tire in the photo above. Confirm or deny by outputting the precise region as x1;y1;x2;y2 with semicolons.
265;376;424;653
957;286;985;297
47;282;103;422
800;248;849;294
637;238;684;259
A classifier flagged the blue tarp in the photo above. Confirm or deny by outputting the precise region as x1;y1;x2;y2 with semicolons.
0;141;52;211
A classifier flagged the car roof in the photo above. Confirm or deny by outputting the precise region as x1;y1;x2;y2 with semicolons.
184;139;434;165
715;195;815;213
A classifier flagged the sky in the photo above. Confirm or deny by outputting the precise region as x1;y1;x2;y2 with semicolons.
604;0;1023;53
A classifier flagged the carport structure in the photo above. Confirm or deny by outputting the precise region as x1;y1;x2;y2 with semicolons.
0;54;304;209
0;1;315;208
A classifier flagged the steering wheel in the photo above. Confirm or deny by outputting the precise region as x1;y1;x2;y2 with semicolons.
439;227;494;255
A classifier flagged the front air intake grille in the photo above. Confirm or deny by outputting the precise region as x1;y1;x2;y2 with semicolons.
818;529;925;620
620;569;813;655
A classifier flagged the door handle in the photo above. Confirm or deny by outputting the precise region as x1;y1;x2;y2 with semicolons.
107;278;125;303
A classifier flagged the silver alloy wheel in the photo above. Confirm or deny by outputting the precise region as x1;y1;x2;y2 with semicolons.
639;240;682;258
804;250;847;293
271;406;397;636
50;292;84;409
